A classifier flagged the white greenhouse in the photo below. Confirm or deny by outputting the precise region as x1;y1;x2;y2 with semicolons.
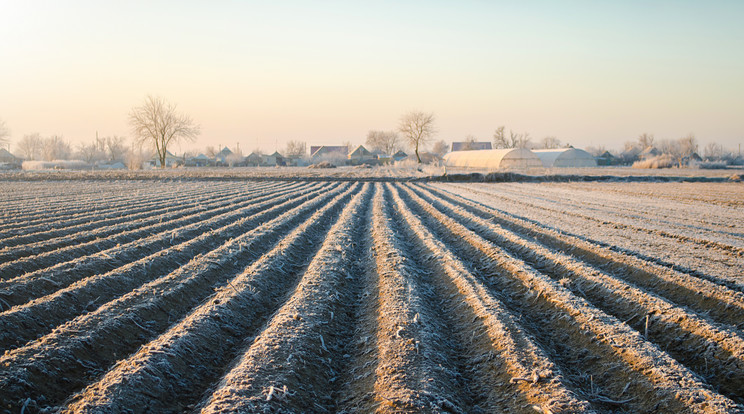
442;148;543;169
532;148;597;168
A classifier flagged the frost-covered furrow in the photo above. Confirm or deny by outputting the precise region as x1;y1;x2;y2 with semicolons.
0;183;346;352
423;183;744;322
0;181;258;251
337;184;472;413
433;183;744;291
61;184;364;413
384;184;591;413
0;184;358;412
495;183;744;240
451;183;744;254
197;183;372;413
406;184;744;404
398;185;740;413
0;181;139;217
0;181;214;234
0;181;305;278
0;181;248;241
0;182;328;307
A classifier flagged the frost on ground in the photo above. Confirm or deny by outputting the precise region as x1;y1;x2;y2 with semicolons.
0;177;742;413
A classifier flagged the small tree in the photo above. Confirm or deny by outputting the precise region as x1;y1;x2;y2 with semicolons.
540;136;561;149
42;135;71;161
104;135;127;162
398;111;435;163
129;95;200;168
17;133;43;160
431;140;449;158
493;126;507;148
76;142;106;164
0;119;10;148
462;135;477;151
284;140;307;158
366;130;399;155
638;133;655;150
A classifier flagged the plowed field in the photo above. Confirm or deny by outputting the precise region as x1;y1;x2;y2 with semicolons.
1;179;742;413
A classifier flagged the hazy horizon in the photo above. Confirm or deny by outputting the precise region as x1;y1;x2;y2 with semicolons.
1;1;742;154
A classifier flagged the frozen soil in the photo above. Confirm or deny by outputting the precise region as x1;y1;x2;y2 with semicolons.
0;178;742;413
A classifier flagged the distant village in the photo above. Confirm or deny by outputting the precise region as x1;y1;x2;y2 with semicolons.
0;134;741;171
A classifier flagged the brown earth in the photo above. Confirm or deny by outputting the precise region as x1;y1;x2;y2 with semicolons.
0;177;742;413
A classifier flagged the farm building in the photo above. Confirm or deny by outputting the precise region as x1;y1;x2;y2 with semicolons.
451;141;492;151
245;152;263;166
348;145;375;164
310;146;348;159
443;148;542;169
533;148;597;168
186;154;211;167
0;148;22;169
392;150;408;162
596;151;619;166
264;151;286;166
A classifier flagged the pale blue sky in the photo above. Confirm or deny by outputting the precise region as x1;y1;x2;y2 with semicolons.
1;1;742;153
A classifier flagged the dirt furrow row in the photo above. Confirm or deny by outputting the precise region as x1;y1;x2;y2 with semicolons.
385;184;591;413
406;184;744;404
0;181;146;219
397;184;740;413
0;182;246;242
0;183;360;412
197;183;372;413
0;181;308;280
0;181;227;238
439;183;744;288
423;183;744;324
450;183;744;255
337;184;471;413
0;182;327;308
0;181;274;253
0;183;345;352
493;183;744;240
61;184;366;413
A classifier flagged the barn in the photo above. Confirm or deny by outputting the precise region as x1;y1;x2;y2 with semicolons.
443;148;543;169
533;148;597;168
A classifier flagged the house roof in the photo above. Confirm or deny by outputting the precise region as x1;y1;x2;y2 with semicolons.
348;145;372;157
0;148;20;162
310;146;349;158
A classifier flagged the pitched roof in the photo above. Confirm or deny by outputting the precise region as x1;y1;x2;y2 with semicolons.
310;146;348;158
0;148;20;162
348;145;372;157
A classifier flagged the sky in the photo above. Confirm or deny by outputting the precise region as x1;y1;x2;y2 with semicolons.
1;0;743;154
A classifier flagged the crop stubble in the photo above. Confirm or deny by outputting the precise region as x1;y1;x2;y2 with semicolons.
0;179;742;413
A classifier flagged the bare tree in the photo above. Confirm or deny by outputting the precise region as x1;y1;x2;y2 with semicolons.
126;141;147;170
17;133;43;160
284;140;307;158
398;111;435;163
366;130;399;155
462;135;477;151
42;135;71;161
104;135;127;162
493;126;507;148
205;146;217;157
431;140;449;158
0;119;10;148
703;142;724;160
129;95;200;168
638;133;655;150
540;136;561;149
76;142;106;164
